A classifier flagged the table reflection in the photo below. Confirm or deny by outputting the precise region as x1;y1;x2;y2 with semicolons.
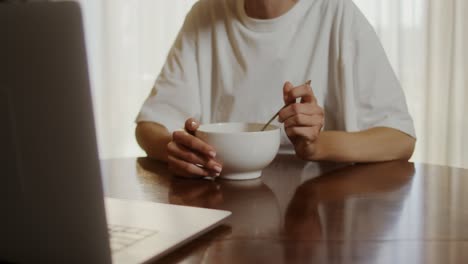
283;161;415;263
169;177;281;238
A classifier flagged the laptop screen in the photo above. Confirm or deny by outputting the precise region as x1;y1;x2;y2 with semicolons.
1;2;111;263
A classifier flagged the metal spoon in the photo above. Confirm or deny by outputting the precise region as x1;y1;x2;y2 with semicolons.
260;80;311;131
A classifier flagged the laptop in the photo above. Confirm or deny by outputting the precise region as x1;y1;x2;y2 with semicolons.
0;2;230;263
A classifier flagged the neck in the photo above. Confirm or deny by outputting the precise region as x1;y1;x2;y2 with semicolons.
244;0;298;19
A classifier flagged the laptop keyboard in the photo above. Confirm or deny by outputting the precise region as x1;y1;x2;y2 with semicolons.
108;224;158;252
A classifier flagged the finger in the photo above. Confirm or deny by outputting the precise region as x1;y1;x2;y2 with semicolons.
285;83;316;104
172;130;217;158
304;80;314;99
285;126;320;141
283;81;295;105
278;103;323;123
171;143;222;173
185;118;200;134
168;155;213;178
301;80;313;104
167;142;222;173
283;114;325;128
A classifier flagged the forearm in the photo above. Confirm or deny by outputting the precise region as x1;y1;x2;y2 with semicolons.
313;127;415;162
135;122;172;162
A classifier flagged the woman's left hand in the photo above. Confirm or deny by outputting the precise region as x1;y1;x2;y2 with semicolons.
278;81;325;160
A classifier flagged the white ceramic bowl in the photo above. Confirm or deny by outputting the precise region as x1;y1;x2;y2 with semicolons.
195;122;280;180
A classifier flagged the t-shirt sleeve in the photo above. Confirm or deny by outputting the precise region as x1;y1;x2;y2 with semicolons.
135;3;201;133
338;1;416;138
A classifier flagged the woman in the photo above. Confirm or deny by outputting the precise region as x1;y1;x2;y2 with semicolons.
135;0;416;178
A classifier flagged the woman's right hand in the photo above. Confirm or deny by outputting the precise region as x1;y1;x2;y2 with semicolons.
167;118;223;178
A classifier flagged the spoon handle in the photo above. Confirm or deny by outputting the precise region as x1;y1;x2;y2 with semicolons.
260;80;312;131
260;108;283;131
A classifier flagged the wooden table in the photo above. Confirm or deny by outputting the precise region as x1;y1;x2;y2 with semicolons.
101;155;468;264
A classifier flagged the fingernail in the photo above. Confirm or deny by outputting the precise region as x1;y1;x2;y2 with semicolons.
213;166;222;173
306;80;311;85
190;121;197;129
215;172;221;177
208;151;216;158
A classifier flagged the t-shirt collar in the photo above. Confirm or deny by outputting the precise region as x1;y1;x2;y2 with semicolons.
236;0;308;32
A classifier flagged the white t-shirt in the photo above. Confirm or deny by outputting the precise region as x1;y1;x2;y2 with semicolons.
137;0;416;149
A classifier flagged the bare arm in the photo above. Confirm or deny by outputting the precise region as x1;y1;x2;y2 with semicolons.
135;122;172;162
311;127;416;162
279;81;415;163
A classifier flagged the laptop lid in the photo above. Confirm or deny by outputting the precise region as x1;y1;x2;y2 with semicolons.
1;2;111;263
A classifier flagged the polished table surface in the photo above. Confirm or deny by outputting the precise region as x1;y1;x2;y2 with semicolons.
101;156;468;264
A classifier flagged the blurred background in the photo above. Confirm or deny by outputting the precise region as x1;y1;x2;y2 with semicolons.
76;0;467;169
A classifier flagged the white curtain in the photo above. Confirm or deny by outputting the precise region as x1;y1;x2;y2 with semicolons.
79;0;468;168
78;0;198;159
354;0;468;168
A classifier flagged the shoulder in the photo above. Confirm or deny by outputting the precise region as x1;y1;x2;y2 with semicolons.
323;0;359;11
187;0;231;17
314;0;365;20
317;0;373;36
183;0;233;30
313;0;355;11
306;0;363;30
178;0;219;35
